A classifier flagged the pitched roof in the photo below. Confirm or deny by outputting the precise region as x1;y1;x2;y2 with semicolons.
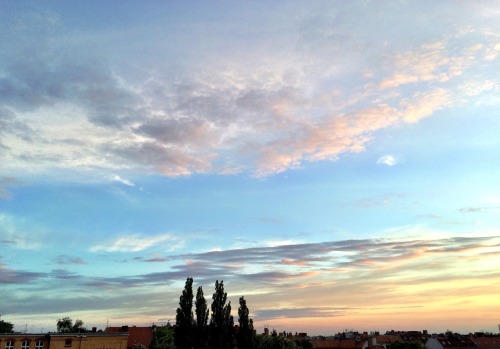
105;326;154;348
471;337;500;349
437;337;478;348
376;335;402;344
311;339;367;349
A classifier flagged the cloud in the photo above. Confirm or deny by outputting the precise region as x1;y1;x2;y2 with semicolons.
459;206;499;213
353;193;405;208
377;41;479;89
377;155;397;166
400;88;451;123
144;258;169;263
0;214;45;250
90;233;182;253
114;234;500;325
255;307;349;320
0;261;46;284
50;269;82;280
1;3;497;180
82;262;242;291
0;57;457;178
0;187;11;200
459;80;498;97
3;234;499;330
111;175;135;187
265;239;304;248
18;70;452;178
0;288;170;316
103;141;215;177
0;108;34;142
239;271;317;284
281;259;307;266
54;255;87;265
165;235;500;286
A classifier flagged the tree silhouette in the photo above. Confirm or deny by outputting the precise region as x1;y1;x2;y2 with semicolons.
209;280;234;349
0;319;14;333
237;296;255;349
57;317;73;333
194;286;209;349
151;326;175;349
176;277;194;349
56;317;88;333
73;319;86;333
254;335;298;349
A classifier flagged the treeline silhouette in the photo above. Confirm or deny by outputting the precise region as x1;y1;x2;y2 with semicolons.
1;278;310;349
169;277;311;349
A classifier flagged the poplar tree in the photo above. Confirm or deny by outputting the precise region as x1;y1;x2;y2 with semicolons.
209;280;234;349
175;277;194;349
194;286;209;349
237;296;255;349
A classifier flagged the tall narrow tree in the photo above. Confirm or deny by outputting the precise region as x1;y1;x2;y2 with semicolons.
237;296;254;349
194;286;209;349
209;280;234;349
175;277;194;349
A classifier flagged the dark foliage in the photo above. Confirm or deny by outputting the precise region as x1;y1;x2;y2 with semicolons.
209;280;234;349
56;317;88;333
0;320;14;333
175;277;194;349
294;339;313;349
151;325;175;349
237;296;255;349
194;286;209;349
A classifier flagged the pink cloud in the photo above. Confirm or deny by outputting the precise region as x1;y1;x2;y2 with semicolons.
400;88;451;123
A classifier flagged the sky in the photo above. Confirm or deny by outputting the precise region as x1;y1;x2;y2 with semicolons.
1;0;499;336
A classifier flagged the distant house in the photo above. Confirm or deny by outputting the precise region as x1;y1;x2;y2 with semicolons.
0;333;49;349
49;333;128;349
426;336;478;349
0;332;128;349
311;338;367;349
105;326;155;349
363;335;402;349
386;331;430;344
470;336;500;349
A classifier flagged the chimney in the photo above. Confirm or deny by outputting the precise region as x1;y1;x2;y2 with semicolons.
92;327;97;333
121;326;129;332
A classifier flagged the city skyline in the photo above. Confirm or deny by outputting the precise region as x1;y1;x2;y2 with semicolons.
1;1;499;335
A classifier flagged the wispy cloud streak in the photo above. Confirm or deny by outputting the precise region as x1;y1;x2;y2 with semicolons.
90;234;182;253
2;235;499;331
